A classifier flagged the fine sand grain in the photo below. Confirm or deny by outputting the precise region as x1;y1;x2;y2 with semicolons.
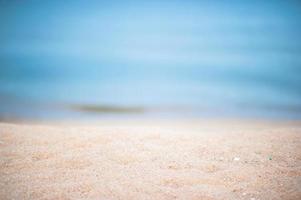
0;119;300;200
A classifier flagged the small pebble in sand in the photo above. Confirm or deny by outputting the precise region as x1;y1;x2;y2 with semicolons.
250;198;256;200
233;157;240;161
242;192;247;196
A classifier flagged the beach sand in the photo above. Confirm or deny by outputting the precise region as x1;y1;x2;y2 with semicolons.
0;119;300;200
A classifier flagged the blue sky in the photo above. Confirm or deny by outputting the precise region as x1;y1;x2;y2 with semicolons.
1;0;300;65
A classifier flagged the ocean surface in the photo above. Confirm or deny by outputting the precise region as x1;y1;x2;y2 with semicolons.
0;0;301;119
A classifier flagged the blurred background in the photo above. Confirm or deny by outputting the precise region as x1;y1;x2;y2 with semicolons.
0;0;301;120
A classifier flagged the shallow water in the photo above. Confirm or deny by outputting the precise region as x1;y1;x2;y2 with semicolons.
0;1;301;119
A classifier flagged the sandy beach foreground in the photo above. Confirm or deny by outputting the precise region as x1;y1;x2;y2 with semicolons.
0;119;300;200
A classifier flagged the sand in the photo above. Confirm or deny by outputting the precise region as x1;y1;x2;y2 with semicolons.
0;119;301;200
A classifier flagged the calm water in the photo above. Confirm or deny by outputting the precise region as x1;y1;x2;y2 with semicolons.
0;0;301;119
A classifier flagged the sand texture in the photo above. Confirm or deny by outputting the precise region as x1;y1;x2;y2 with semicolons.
0;120;301;200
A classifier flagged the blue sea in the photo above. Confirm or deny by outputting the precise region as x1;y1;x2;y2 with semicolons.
0;0;301;119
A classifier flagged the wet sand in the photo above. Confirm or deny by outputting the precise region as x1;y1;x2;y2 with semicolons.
0;119;301;200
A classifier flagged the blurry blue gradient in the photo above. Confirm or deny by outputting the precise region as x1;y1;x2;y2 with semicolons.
0;0;301;119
